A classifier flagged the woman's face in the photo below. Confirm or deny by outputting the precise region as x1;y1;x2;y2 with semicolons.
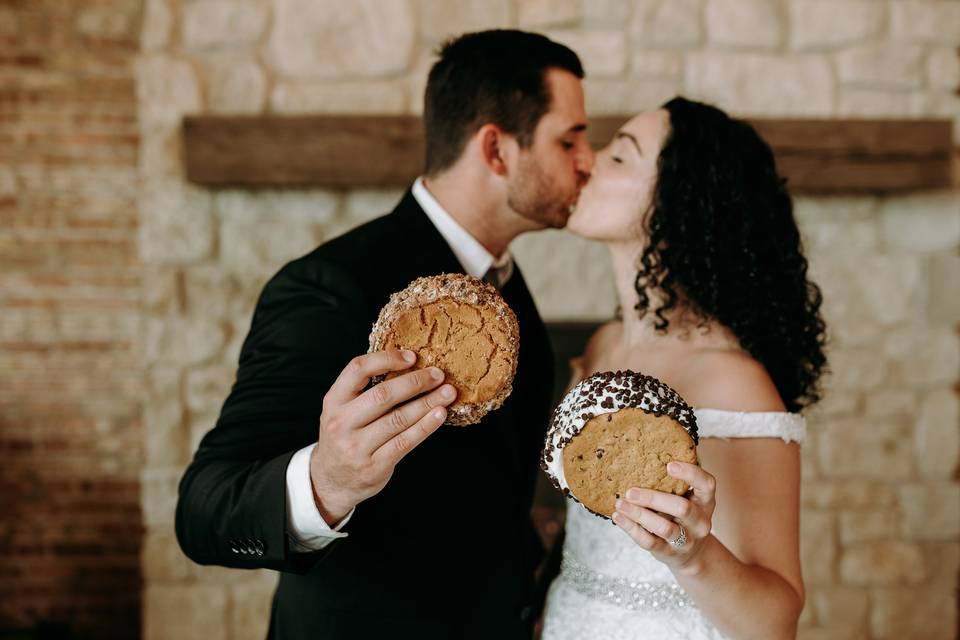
566;109;670;243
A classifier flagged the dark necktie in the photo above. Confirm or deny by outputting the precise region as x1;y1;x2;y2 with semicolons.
483;258;513;290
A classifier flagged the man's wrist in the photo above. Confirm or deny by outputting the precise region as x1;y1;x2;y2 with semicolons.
308;449;354;527
310;481;353;528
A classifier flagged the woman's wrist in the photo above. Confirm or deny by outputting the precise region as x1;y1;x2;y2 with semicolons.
673;532;721;578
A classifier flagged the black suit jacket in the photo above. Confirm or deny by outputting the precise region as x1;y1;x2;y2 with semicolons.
175;190;556;639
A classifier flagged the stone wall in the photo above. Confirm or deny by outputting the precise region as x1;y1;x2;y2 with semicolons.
138;2;959;639
0;0;145;637
5;0;955;638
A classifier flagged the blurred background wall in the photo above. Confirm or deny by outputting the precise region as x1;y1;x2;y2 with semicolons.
1;1;958;639
1;1;144;637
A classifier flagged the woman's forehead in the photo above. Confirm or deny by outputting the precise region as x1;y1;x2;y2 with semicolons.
621;109;670;144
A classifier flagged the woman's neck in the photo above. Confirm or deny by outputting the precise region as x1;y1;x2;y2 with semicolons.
606;243;734;352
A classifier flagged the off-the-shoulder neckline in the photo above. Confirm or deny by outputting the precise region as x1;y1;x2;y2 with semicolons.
694;408;804;418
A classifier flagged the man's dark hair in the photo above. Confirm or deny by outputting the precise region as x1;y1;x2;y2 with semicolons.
422;29;584;176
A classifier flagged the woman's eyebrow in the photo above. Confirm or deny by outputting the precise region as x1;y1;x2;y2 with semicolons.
616;131;642;155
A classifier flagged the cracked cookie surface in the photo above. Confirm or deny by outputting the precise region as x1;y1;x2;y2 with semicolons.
369;274;519;426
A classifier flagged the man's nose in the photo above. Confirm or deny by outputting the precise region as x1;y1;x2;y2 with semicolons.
577;144;596;176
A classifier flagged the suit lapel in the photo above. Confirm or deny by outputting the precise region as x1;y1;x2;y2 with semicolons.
387;190;466;280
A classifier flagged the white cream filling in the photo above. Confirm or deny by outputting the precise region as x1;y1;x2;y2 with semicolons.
543;375;663;491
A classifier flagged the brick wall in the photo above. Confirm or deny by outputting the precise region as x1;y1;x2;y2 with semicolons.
0;1;144;637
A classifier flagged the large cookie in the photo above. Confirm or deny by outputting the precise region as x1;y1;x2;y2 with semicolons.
368;273;520;426
541;370;699;518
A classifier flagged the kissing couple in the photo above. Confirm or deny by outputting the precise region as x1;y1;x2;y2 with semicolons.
176;29;826;640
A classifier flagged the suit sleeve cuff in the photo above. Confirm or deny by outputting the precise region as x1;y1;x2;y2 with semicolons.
285;443;355;552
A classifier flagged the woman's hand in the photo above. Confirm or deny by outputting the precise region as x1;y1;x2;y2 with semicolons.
612;461;717;574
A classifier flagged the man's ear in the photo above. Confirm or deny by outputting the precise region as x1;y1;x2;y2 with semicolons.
478;124;511;177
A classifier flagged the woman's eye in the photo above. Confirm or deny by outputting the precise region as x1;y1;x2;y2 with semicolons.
561;141;574;150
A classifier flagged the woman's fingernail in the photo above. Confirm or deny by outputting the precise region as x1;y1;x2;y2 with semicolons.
612;512;621;524
668;462;680;474
402;350;416;362
615;499;623;510
441;385;456;399
430;367;444;380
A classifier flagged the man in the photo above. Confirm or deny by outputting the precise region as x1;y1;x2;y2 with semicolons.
175;30;594;639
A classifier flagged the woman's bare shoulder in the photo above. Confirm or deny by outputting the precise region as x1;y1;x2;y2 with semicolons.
583;321;622;366
561;322;618;392
567;321;622;384
683;349;786;412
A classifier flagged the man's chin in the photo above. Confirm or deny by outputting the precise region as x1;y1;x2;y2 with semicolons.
547;201;580;229
512;198;578;231
550;200;583;230
519;209;568;231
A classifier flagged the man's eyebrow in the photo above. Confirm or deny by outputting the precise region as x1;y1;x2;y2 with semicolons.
566;123;588;134
616;131;642;155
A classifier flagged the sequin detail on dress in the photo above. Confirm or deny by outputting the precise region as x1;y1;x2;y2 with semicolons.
560;551;695;611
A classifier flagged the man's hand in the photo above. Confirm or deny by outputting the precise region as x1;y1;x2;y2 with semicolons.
309;349;457;525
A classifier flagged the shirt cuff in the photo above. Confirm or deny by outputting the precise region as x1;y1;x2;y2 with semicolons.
285;443;355;552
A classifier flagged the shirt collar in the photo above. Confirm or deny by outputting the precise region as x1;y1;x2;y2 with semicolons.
412;177;513;280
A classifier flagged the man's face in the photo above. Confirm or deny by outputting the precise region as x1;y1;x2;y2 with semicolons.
507;68;594;229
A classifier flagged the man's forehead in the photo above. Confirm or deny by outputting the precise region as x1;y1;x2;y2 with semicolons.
541;68;587;131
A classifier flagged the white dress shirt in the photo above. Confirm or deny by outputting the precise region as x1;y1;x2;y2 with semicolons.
285;177;514;552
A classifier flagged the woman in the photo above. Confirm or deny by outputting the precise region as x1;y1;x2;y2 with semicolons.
540;97;827;639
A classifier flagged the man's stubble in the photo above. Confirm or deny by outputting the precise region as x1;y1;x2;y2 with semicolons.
506;154;575;231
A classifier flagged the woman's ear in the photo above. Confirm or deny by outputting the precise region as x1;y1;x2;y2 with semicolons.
478;124;510;176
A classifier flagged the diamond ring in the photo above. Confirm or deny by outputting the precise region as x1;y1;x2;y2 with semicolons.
670;525;687;548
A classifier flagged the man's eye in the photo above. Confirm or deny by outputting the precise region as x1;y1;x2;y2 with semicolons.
612;156;623;164
561;141;574;150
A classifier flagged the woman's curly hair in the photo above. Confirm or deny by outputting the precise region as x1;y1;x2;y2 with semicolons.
633;97;827;412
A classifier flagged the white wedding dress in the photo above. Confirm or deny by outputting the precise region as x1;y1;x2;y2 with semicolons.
541;408;806;640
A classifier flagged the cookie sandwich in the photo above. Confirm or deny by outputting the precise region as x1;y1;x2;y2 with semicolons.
541;370;699;518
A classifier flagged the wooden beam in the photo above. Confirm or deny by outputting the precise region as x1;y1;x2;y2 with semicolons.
182;116;426;189
183;115;955;194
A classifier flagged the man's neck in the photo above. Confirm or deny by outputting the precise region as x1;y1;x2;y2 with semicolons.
422;172;521;258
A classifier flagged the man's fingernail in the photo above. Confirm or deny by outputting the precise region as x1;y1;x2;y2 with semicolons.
402;350;416;363
430;367;444;380
668;462;680;474
441;385;456;399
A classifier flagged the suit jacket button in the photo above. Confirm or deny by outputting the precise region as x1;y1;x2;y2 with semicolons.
254;540;265;556
229;539;240;554
519;605;532;622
